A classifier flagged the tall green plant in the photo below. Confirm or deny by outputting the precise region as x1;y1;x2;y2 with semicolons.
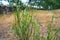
12;8;40;40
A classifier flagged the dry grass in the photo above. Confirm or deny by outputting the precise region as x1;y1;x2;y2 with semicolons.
0;10;60;26
0;9;60;40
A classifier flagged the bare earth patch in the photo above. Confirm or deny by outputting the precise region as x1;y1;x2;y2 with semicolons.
0;14;15;40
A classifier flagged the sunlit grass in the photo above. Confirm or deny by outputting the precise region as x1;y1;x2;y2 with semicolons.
12;9;60;40
12;8;40;40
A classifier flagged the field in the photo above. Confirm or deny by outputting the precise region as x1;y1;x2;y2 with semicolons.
0;9;60;40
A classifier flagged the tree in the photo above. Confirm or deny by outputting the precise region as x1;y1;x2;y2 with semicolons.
10;0;60;10
28;0;60;9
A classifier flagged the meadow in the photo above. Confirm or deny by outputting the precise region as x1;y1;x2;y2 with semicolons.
0;9;60;40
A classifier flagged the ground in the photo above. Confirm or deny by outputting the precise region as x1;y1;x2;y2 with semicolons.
0;9;60;40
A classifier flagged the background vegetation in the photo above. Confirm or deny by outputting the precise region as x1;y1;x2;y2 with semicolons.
11;0;60;40
0;0;60;40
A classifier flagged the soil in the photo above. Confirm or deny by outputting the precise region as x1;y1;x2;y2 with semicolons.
0;14;14;40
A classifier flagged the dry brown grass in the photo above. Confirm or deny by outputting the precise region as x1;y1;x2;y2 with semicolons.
0;9;60;40
0;10;60;31
0;10;60;26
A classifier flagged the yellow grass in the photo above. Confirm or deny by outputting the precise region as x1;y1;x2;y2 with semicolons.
0;10;60;27
0;10;60;40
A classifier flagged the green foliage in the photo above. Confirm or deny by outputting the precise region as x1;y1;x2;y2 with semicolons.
12;9;40;40
46;15;60;40
8;0;60;10
29;0;60;9
12;9;60;40
11;0;60;40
